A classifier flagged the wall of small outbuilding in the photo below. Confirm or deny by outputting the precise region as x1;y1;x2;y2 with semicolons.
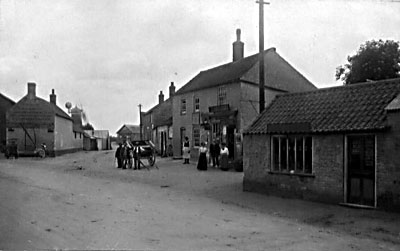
243;134;344;205
243;128;400;211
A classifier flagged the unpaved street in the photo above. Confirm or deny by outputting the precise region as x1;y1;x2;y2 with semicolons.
1;150;399;250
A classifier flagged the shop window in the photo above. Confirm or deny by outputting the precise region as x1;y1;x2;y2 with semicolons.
271;135;312;174
181;99;186;115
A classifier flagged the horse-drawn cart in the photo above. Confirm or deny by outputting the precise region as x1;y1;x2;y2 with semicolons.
130;140;157;168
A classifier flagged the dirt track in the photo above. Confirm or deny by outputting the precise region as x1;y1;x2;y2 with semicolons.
0;150;399;250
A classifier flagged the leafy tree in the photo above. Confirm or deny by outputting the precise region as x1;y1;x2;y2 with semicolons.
336;39;400;85
82;123;94;130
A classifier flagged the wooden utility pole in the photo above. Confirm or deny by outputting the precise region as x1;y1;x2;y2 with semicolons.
138;104;143;140
257;0;269;113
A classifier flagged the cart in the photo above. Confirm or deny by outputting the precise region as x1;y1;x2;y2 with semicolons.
130;140;158;169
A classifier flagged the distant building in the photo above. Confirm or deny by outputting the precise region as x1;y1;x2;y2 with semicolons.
0;92;15;151
172;29;316;161
93;130;111;150
116;124;141;142
243;78;400;211
142;82;175;156
6;83;83;156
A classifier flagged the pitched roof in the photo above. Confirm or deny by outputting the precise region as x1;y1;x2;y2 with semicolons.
0;92;16;105
175;48;316;95
245;78;400;134
116;124;140;135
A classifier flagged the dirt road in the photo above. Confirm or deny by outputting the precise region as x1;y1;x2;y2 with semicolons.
0;150;399;250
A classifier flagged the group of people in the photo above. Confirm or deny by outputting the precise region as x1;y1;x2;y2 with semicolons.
187;138;229;171
115;141;141;170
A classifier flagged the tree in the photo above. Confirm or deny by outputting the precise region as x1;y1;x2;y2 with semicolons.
335;39;400;85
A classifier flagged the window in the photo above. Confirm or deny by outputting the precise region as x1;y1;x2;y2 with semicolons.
271;136;312;174
212;123;221;140
193;125;200;147
74;132;77;139
194;96;200;112
181;99;186;115
217;86;227;105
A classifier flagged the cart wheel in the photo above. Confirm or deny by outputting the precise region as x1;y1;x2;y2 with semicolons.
148;154;156;166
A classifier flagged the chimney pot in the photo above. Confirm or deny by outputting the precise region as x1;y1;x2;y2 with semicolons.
27;82;36;99
169;82;176;97
233;28;244;62
50;89;57;105
159;90;164;104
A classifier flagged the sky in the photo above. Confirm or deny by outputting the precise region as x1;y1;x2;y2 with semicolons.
1;0;400;135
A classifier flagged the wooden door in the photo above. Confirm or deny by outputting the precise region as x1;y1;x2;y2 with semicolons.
347;135;375;206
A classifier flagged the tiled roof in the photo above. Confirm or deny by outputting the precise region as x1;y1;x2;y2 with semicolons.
175;48;315;95
0;92;16;105
245;78;400;134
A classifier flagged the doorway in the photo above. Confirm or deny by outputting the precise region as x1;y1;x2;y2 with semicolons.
180;127;186;156
346;135;376;207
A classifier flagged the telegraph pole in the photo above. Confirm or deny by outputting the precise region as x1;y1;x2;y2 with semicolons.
138;104;143;140
257;0;269;113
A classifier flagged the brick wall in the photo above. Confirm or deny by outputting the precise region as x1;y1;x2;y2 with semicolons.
376;111;400;210
243;134;344;205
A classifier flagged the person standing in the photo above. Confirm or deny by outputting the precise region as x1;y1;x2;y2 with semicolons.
182;136;190;164
220;142;229;171
115;143;123;168
197;142;208;171
210;139;220;168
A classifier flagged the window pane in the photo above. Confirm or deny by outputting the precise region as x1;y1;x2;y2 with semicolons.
288;137;295;171
181;99;186;114
305;137;312;173
280;138;287;170
193;125;200;147
296;137;303;172
272;137;280;171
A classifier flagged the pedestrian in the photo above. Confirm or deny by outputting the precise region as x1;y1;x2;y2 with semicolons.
121;141;130;169
133;144;142;170
115;143;123;168
182;136;190;164
127;142;134;169
220;142;229;171
197;142;208;171
210;139;220;168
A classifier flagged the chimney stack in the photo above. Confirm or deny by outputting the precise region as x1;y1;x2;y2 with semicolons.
27;82;36;99
159;91;164;104
232;28;244;62
169;82;175;98
50;89;57;105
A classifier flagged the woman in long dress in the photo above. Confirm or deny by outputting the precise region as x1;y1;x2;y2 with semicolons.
197;142;208;171
220;142;229;171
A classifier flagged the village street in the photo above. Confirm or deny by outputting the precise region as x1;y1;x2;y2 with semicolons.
0;150;399;251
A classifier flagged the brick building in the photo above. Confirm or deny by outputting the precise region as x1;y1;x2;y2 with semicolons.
142;82;175;156
243;78;400;211
6;83;83;156
172;29;316;161
0;92;15;152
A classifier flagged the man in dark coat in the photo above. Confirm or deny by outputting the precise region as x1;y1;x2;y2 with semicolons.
210;139;220;168
115;143;123;168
